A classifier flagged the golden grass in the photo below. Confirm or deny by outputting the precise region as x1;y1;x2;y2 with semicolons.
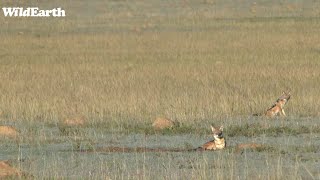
1;20;320;124
0;1;320;125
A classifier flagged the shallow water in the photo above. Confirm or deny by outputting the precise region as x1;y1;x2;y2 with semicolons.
1;118;319;179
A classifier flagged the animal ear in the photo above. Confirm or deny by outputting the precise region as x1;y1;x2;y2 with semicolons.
219;126;224;131
211;125;216;132
284;90;291;95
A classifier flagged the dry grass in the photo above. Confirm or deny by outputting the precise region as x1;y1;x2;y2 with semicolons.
0;1;319;126
1;20;320;124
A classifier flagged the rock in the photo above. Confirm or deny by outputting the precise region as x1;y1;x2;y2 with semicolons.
0;161;22;178
152;117;176;130
235;143;264;154
0;125;19;138
63;116;86;127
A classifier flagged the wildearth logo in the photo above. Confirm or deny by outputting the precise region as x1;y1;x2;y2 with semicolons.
2;7;65;17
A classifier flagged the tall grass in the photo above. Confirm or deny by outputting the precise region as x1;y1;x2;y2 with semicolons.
1;18;320;124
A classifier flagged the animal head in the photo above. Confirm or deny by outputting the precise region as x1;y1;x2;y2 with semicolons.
211;125;224;140
278;91;291;101
277;91;291;105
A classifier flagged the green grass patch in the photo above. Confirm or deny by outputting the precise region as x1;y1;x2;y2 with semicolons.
226;124;319;137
